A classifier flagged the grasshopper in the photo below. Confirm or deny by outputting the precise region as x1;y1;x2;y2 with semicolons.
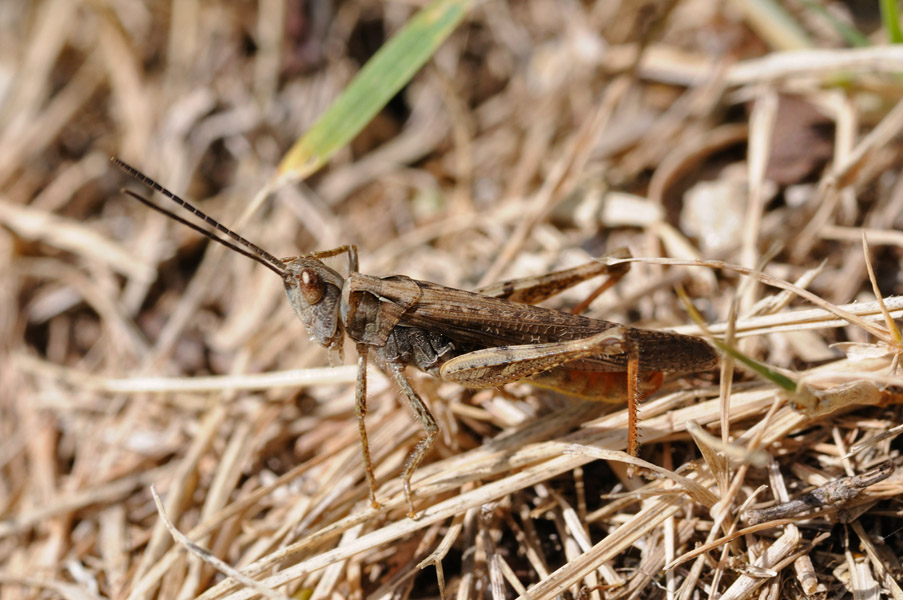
112;158;718;518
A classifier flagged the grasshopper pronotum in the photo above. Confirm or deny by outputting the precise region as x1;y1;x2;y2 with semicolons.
113;158;718;518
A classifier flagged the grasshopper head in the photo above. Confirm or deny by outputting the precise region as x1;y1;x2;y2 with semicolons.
283;258;345;351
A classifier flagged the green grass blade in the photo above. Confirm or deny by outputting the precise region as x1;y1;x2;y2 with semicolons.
799;0;870;47
676;285;798;393
278;0;473;180
708;338;798;393
880;0;903;44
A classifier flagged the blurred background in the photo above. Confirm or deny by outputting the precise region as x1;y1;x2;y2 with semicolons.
2;1;903;598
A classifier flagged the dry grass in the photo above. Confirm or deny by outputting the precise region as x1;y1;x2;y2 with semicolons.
2;1;903;598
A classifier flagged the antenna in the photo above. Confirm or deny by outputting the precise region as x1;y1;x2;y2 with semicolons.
111;157;286;277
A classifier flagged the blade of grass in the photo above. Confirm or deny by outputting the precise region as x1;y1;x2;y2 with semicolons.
880;0;903;44
278;0;473;181
676;285;797;393
799;0;870;47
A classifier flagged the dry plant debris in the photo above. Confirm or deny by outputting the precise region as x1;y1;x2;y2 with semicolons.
2;1;903;598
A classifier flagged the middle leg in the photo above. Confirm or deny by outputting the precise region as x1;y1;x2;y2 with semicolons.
389;362;439;519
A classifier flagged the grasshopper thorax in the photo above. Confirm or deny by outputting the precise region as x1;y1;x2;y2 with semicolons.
283;258;346;350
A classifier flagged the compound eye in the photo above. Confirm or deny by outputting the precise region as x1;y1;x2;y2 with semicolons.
299;268;324;304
